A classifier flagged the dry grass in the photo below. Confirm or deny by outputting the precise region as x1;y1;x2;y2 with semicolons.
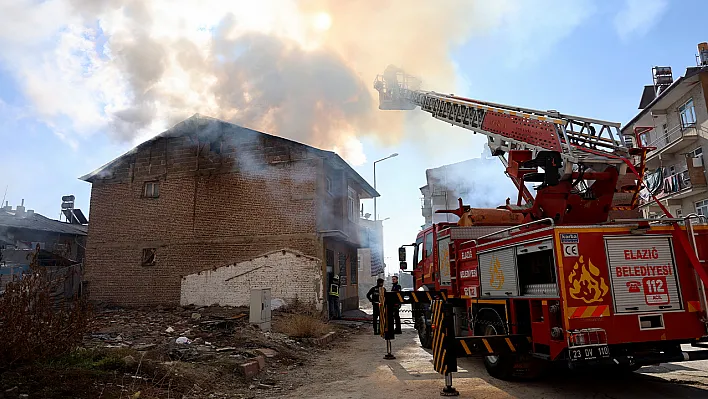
0;249;92;369
277;314;330;339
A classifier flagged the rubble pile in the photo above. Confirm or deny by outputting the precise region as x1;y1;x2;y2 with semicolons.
78;305;363;398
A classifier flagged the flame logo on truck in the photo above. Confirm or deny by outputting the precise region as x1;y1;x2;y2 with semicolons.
489;256;505;290
568;256;609;304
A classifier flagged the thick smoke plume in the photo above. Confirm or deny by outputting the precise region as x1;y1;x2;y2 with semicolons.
0;0;484;164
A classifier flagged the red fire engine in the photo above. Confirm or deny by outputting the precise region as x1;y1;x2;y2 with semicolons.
374;65;708;383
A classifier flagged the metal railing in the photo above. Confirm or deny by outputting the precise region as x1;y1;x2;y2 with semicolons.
644;123;700;154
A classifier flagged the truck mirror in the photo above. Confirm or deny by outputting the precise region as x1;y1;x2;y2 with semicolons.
399;261;407;270
398;247;406;262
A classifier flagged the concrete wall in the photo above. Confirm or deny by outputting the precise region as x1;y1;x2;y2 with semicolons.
180;249;323;310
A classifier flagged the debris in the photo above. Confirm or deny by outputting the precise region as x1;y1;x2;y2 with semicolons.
216;347;237;352
271;298;286;310
255;348;278;358
176;336;192;344
191;312;202;320
5;386;18;393
133;343;156;351
165;326;175;333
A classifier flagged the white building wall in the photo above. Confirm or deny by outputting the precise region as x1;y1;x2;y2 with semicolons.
180;249;323;310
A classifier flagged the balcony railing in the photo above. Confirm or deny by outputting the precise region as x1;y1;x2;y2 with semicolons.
641;165;707;205
643;124;700;156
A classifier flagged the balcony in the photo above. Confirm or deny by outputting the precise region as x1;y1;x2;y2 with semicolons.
640;165;708;207
644;124;700;166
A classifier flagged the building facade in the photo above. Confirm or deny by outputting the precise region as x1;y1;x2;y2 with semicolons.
420;150;514;228
80;114;378;309
622;51;708;219
356;218;385;304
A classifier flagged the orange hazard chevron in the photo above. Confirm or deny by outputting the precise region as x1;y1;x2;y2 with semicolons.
688;301;702;312
567;305;610;318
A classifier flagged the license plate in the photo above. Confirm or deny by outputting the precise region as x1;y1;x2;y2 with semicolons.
569;345;610;362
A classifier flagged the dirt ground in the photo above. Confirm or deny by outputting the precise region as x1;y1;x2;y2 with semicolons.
281;308;708;399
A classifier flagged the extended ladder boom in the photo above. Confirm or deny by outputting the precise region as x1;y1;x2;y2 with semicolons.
373;66;628;166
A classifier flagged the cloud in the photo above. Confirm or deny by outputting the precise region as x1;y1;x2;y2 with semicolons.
614;0;668;41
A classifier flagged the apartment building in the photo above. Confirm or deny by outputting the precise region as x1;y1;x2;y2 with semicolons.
622;43;708;219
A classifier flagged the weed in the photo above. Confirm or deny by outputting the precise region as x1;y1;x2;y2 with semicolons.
0;247;92;369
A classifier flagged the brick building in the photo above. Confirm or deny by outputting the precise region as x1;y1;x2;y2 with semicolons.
80;114;378;309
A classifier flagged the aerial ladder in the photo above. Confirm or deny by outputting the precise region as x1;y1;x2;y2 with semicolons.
374;65;652;226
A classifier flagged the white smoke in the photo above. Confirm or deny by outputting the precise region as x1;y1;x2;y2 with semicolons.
0;0;594;165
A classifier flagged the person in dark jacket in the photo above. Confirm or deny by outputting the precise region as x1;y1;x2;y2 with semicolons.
391;275;402;334
367;278;385;335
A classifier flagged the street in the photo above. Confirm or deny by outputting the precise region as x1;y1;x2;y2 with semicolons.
285;308;708;398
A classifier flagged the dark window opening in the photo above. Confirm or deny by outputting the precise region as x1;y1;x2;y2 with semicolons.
517;250;556;288
338;253;347;285
143;181;159;198
350;253;357;284
142;248;156;266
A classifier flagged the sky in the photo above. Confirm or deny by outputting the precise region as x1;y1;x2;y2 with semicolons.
0;0;706;276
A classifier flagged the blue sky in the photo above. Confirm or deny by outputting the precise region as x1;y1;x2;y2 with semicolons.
0;0;706;275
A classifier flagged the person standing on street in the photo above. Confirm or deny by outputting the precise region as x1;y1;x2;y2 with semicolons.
391;275;402;334
367;278;385;335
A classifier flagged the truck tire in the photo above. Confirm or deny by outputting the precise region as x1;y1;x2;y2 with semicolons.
482;324;516;380
418;314;433;349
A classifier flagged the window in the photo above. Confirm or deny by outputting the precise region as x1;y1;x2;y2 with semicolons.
676;208;683;218
326;177;333;194
697;199;708;216
350;253;357;285
414;237;424;268
689;147;704;167
679;99;697;129
326;249;334;273
424;232;433;258
142;248;156;266
338;253;347;285
144;181;159;198
347;186;358;222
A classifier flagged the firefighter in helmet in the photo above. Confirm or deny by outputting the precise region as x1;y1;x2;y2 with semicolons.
328;274;341;320
367;278;385;334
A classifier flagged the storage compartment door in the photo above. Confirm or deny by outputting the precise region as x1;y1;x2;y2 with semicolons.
605;237;683;314
478;247;519;297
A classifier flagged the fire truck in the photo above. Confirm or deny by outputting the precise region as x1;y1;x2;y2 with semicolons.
374;65;708;382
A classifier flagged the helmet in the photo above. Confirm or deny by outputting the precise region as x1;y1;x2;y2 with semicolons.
332;275;340;282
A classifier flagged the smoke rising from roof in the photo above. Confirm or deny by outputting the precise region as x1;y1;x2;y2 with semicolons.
0;0;484;165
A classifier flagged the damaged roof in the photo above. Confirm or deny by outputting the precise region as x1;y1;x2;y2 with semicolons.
0;211;88;235
80;114;379;198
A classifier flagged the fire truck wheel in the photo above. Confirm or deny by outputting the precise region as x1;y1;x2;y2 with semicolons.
418;316;433;349
482;324;515;380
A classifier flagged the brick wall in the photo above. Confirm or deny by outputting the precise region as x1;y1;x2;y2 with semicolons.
85;119;327;306
179;249;323;309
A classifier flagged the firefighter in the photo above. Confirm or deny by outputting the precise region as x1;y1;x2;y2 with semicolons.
367;278;385;335
391;275;402;334
328;275;341;320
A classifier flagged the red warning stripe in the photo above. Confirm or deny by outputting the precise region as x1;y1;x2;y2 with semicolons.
568;305;610;319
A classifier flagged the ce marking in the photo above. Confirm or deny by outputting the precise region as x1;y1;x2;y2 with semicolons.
563;243;579;257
